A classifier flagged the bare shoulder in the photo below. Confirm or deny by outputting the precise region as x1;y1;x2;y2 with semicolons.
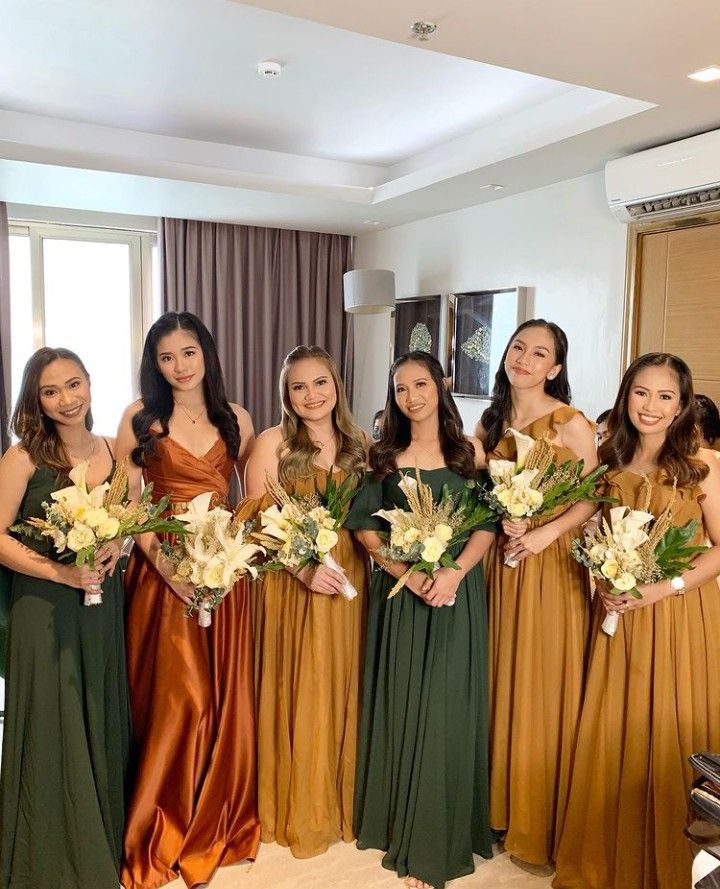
0;443;35;477
120;399;144;425
251;425;283;454
230;403;252;425
699;447;720;475
473;420;487;443
558;410;595;442
466;435;486;469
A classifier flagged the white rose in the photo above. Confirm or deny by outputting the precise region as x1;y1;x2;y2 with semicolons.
96;516;120;539
403;528;421;545
601;559;619;580
507;499;529;518
202;557;226;590
613;571;637;592
315;528;339;554
421;536;445;563
83;507;109;529
434;523;453;543
67;523;96;553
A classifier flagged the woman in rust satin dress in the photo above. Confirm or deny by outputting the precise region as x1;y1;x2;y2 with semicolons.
477;320;598;871
241;346;368;858
117;312;259;889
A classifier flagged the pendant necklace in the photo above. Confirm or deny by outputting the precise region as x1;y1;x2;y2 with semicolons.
66;434;97;463
412;438;440;460
175;402;206;425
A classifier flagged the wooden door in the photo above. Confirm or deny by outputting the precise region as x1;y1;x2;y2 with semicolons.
635;220;720;405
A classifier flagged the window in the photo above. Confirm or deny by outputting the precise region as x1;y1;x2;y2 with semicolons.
9;223;158;438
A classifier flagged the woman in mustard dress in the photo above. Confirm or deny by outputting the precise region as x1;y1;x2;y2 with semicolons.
554;353;720;889
242;345;368;858
117;312;259;889
477;319;598;871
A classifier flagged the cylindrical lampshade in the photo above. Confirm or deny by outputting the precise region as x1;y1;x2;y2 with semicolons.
343;269;395;314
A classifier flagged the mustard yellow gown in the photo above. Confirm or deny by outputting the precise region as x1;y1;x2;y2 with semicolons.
239;468;368;858
487;405;592;865
553;468;720;889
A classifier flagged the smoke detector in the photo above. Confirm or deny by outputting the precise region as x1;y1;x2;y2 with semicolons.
257;60;283;78
409;21;437;41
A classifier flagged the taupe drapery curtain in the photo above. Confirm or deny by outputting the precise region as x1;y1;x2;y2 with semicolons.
0;203;11;453
160;218;353;432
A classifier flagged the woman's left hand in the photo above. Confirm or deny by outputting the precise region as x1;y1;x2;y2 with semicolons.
423;566;462;607
95;539;123;578
503;524;556;563
604;580;673;613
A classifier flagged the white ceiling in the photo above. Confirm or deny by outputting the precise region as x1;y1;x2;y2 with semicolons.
1;0;719;233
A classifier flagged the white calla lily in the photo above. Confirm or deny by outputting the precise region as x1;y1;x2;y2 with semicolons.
506;428;536;470
174;492;215;533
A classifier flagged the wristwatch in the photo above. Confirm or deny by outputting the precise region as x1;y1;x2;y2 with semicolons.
670;575;686;595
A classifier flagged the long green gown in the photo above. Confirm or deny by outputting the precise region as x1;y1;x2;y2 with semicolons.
0;464;131;889
346;468;495;889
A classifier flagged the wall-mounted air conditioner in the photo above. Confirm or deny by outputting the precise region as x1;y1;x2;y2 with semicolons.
605;129;720;223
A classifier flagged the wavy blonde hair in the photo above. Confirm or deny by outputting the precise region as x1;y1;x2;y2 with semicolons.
277;345;366;487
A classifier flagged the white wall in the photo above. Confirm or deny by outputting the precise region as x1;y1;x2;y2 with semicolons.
352;171;627;433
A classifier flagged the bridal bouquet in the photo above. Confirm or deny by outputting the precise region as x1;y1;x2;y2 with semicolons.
162;492;265;627
484;428;608;566
12;459;185;605
254;471;359;600
373;468;495;598
571;478;707;636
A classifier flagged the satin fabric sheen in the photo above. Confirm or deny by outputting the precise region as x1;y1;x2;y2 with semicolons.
121;437;259;889
554;468;720;889
486;406;592;865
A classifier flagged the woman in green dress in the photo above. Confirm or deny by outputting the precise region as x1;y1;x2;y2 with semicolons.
0;347;130;889
346;351;496;889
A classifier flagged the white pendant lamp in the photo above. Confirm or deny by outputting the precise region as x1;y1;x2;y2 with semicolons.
343;269;396;314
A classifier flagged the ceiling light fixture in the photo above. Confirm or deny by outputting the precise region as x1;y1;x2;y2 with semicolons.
688;65;720;82
478;183;505;191
362;220;380;226
257;60;283;78
410;21;437;41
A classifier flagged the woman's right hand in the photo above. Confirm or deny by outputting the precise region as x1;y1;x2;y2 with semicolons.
59;562;104;592
502;518;529;538
296;563;346;596
405;572;433;600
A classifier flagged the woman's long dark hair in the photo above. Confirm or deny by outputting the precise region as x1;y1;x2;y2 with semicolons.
11;347;93;474
599;353;708;487
371;351;475;480
131;312;240;466
695;393;720;446
479;319;571;453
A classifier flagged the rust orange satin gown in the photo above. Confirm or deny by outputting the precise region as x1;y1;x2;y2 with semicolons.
121;437;260;889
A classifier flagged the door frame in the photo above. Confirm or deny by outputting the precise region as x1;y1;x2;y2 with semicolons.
622;207;720;369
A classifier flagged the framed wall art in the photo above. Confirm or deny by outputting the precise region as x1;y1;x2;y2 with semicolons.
392;294;452;372
450;287;530;398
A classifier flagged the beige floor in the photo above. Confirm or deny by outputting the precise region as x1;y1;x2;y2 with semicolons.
164;842;554;889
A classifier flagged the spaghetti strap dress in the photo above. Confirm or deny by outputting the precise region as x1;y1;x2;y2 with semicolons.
121;436;259;889
486;405;592;865
0;451;130;889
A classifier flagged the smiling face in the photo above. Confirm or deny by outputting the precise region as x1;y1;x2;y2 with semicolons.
504;325;562;390
393;360;439;423
286;357;338;423
155;328;206;392
627;364;682;437
38;358;91;428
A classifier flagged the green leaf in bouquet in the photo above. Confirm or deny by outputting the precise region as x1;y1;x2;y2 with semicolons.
439;551;461;570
